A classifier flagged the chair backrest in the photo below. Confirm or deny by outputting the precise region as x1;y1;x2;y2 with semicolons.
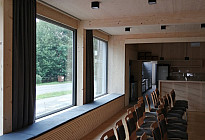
158;105;168;118
115;120;126;140
125;113;137;140
162;96;169;109
145;95;151;111
134;103;144;127
157;114;168;140
166;94;172;108
138;96;144;101
170;89;176;105
154;90;159;103
151;122;162;140
140;132;147;140
127;107;138;124
155;88;160;98
151;92;156;106
100;128;116;140
138;97;146;115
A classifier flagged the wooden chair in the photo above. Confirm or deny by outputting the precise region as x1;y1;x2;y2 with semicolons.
115;120;126;140
125;113;138;140
145;95;157;112
170;90;188;109
155;88;160;99
100;128;116;140
154;90;159;103
127;107;138;126
138;96;144;101
151;92;156;107
140;132;147;140
150;122;162;140
157;115;168;140
157;114;188;140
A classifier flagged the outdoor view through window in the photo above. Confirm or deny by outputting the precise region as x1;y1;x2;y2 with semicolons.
36;18;74;118
93;38;107;97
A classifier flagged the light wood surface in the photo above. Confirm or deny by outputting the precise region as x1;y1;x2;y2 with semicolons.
137;42;205;73
107;36;125;95
82;11;205;29
37;1;78;29
93;30;109;42
188;111;205;140
0;0;3;135
41;0;205;21
76;22;86;105
125;37;205;44
159;80;205;112
3;0;13;134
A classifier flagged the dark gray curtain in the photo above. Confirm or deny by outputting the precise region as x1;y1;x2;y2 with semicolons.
12;0;36;131
86;30;94;103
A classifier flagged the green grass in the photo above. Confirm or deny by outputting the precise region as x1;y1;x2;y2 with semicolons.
37;81;72;86
37;90;72;100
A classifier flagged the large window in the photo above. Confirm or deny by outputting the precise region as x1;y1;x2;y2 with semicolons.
36;17;76;118
93;38;107;98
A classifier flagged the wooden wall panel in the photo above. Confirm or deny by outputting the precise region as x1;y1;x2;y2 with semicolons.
3;0;13;134
125;45;138;106
108;36;125;95
137;42;205;72
34;96;124;140
0;0;3;135
159;80;205;112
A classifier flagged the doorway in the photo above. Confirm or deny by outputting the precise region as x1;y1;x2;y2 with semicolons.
142;61;157;93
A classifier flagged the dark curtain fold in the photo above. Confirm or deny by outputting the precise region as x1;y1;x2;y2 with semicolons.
12;0;36;131
86;30;94;103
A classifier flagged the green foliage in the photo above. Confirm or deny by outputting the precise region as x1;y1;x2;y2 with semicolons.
36;74;42;84
36;19;73;82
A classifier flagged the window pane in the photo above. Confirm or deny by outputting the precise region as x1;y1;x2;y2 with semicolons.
93;38;107;97
36;18;74;118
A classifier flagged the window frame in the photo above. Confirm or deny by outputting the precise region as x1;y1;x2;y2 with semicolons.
36;15;77;119
93;37;108;99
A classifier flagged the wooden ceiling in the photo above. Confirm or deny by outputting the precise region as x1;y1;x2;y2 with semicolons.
39;0;205;35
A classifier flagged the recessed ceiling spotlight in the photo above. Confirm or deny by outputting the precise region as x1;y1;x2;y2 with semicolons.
125;27;131;32
201;23;205;28
148;0;156;4
161;25;166;30
91;1;100;9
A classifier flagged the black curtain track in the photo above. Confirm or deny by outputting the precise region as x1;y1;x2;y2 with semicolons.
12;0;36;131
85;30;94;103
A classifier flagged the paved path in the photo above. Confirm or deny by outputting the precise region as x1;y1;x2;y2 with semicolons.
36;94;72;117
36;83;72;95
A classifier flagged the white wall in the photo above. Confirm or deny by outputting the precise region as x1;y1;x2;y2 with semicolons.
0;0;4;136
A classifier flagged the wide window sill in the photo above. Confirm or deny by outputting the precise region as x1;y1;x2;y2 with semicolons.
0;93;123;140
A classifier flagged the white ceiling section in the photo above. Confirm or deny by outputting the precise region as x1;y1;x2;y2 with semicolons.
40;0;205;35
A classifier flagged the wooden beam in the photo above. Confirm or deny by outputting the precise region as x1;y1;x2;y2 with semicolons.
93;30;109;41
123;31;205;44
81;11;205;29
37;1;78;29
125;37;205;44
123;31;205;39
